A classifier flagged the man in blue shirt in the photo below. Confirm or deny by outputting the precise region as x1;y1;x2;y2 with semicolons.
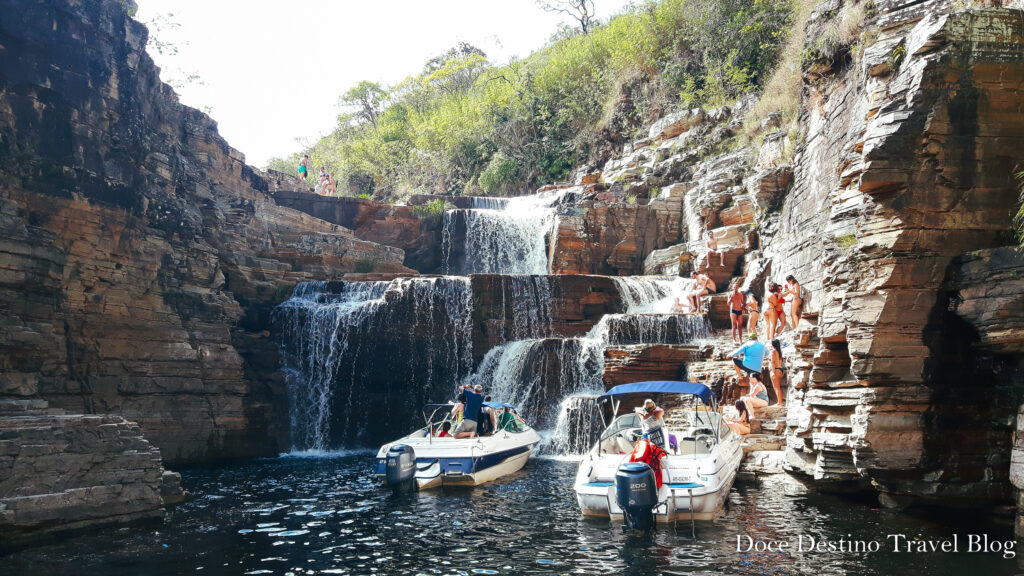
451;386;484;439
730;333;766;379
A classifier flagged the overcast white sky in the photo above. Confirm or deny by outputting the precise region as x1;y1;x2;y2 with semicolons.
134;0;633;168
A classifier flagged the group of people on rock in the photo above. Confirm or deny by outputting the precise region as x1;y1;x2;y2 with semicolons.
439;383;525;439
721;325;790;435
725;276;804;344
297;155;337;196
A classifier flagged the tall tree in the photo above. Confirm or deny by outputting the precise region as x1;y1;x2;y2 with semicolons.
536;0;596;34
340;81;389;130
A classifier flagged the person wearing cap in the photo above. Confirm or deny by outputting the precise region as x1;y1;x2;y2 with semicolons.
451;386;484;439
729;332;766;380
635;399;666;447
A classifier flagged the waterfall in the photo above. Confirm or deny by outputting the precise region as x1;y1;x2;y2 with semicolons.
536;275;706;456
274;277;473;451
441;190;570;275
465;338;602;431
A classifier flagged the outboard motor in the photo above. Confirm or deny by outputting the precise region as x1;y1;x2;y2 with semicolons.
615;462;658;530
384;444;416;492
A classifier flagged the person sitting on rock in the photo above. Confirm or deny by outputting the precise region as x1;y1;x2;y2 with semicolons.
724;399;752;436
729;332;766;381
687;272;716;313
728;282;745;344
739;373;770;413
671;296;686;315
706;230;725;267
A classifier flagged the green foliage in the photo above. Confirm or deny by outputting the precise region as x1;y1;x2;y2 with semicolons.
353;259;379;274
835;234;857;248
410;199;449;222
292;0;794;200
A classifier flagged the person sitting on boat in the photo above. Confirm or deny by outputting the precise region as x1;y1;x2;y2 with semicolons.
477;404;497;436
497;406;524;432
724;399;751;436
435;421;452;438
451;388;484;439
635;399;667;448
629;433;669;488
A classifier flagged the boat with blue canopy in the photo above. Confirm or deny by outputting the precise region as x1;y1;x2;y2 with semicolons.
573;381;743;525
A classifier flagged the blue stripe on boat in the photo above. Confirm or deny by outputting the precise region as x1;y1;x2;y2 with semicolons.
583;481;614;487
666;482;705;489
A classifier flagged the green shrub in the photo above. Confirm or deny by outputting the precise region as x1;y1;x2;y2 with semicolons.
835;234;857;248
287;0;794;199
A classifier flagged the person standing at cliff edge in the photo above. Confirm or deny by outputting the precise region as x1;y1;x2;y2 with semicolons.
298;154;312;182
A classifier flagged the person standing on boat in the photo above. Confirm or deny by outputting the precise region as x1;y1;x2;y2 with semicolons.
451;387;484;439
635;399;666;447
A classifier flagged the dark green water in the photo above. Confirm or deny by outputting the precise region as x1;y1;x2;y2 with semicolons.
2;454;1021;575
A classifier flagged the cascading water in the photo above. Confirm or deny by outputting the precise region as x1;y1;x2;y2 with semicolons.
441;190;569;275
540;276;710;455
274;277;473;452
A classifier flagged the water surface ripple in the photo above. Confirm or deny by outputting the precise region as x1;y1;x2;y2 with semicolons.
2;455;1020;575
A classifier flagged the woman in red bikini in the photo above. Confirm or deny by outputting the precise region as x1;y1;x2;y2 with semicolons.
764;283;785;341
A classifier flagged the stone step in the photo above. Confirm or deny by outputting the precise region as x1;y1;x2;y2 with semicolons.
0;398;49;415
742;433;786;452
694;246;744;289
603;344;708;387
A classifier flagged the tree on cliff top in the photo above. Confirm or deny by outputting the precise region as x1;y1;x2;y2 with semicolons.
340;81;389;130
295;0;794;200
536;0;597;34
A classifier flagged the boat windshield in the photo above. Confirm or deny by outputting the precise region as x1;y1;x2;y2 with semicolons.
600;413;640;441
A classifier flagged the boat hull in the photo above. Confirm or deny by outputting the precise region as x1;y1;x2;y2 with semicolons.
574;435;743;522
376;429;540;490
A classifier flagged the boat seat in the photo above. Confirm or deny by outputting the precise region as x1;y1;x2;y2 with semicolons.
676;437;713;455
615;434;634;454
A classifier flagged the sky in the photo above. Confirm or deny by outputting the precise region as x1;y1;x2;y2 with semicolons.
134;0;634;168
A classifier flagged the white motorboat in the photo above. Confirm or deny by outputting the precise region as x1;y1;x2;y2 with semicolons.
375;402;541;490
573;381;743;527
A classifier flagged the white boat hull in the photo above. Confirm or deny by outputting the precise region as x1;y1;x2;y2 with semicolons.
376;428;541;489
574;420;743;522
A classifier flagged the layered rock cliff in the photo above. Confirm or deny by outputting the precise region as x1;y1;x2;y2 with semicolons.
3;0;1024;543
0;0;410;537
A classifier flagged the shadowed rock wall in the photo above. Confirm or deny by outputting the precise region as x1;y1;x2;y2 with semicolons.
0;0;411;469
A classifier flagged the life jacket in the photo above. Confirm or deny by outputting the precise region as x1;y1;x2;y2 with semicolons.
628;439;668;488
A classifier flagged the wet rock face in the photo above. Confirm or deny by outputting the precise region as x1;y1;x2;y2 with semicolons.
0;0;411;465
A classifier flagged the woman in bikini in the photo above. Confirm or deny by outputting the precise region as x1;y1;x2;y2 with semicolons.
769;339;785;407
745;290;761;335
739;372;770;412
764;283;785;341
724;399;751;436
783;275;803;331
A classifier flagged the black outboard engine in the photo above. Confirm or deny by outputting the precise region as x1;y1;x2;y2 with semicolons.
615;462;658;530
384;444;416;492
